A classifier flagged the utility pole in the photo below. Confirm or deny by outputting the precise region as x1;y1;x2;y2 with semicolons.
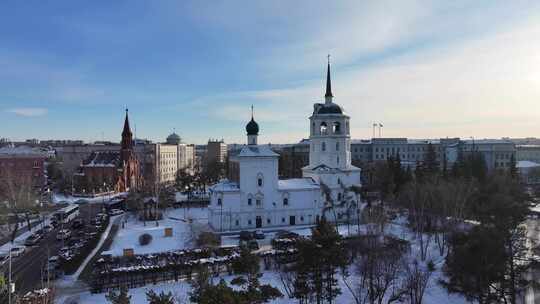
8;243;12;304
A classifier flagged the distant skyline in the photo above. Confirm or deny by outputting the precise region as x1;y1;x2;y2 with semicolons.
2;1;540;144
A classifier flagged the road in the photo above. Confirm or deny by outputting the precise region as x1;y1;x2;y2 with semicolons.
2;203;104;296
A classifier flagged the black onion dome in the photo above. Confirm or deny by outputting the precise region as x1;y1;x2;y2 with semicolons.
166;132;181;144
246;118;259;135
316;103;344;114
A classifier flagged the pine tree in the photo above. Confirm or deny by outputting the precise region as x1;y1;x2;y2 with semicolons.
106;286;131;304
146;290;174;304
424;143;439;175
509;153;518;179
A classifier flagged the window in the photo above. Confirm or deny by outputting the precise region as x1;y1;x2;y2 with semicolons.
248;220;252;225
333;122;341;134
336;142;339;151
248;198;252;206
300;216;304;222
235;220;239;226
267;218;271;224
256;199;261;206
337;156;339;164
338;193;342;201
283;198;289;206
258;178;263;186
322;142;326;151
281;217;285;223
320;122;328;135
217;198;222;206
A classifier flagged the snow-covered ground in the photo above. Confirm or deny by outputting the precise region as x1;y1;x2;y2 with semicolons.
103;207;209;256
58;209;469;304
52;192;126;204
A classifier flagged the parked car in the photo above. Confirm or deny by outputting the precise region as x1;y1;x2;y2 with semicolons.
72;218;84;229
56;229;71;240
275;230;300;240
0;254;9;267
108;209;124;216
246;240;259;251
10;246;26;257
24;235;40;246
74;199;89;205
239;230;254;241
254;230;265;240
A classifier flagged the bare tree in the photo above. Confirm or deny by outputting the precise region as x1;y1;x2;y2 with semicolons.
403;259;434;304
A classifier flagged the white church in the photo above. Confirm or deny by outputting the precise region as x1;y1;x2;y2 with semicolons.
208;61;362;231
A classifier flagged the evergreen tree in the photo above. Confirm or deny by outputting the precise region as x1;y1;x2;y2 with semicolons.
146;290;174;304
294;218;346;304
424;143;439;175
106;286;131;304
509;153;518;179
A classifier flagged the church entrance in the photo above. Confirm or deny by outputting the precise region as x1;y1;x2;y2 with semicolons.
256;216;262;228
289;216;296;226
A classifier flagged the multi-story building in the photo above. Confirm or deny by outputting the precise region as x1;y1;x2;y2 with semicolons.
0;146;49;190
459;139;515;171
516;145;540;164
207;139;227;165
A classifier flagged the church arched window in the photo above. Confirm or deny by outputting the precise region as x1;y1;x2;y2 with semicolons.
322;142;326;152
257;173;263;187
333;122;341;134
320;122;328;135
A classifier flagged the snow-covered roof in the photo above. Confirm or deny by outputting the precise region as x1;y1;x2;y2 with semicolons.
517;160;540;168
209;180;240;192
237;145;279;157
278;178;320;191
82;151;120;167
0;146;49;157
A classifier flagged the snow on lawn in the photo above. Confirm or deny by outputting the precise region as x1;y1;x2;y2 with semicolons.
52;192;126;204
63;268;466;304
103;207;209;256
64;212;468;304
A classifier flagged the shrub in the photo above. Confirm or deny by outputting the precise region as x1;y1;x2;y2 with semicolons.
196;232;221;248
139;233;153;246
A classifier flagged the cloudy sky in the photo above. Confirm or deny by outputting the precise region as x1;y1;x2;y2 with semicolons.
2;1;540;144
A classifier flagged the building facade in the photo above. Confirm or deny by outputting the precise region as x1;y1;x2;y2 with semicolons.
207;140;228;165
0;146;48;191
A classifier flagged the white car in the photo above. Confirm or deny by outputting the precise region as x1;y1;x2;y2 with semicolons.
56;229;71;240
109;209;124;216
10;246;26;257
0;254;8;266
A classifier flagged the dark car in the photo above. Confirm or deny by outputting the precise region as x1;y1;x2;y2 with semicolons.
72;218;84;229
247;240;259;251
24;235;40;246
254;230;265;240
239;230;254;241
275;230;300;240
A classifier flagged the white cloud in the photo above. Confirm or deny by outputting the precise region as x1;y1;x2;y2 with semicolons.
199;14;540;143
6;107;48;117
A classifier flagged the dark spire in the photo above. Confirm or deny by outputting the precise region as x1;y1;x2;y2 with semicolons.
122;108;132;137
325;55;333;98
121;108;133;152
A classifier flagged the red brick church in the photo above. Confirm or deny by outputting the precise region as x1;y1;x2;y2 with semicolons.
75;110;140;194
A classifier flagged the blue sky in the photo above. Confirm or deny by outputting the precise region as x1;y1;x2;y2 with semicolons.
2;1;540;144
